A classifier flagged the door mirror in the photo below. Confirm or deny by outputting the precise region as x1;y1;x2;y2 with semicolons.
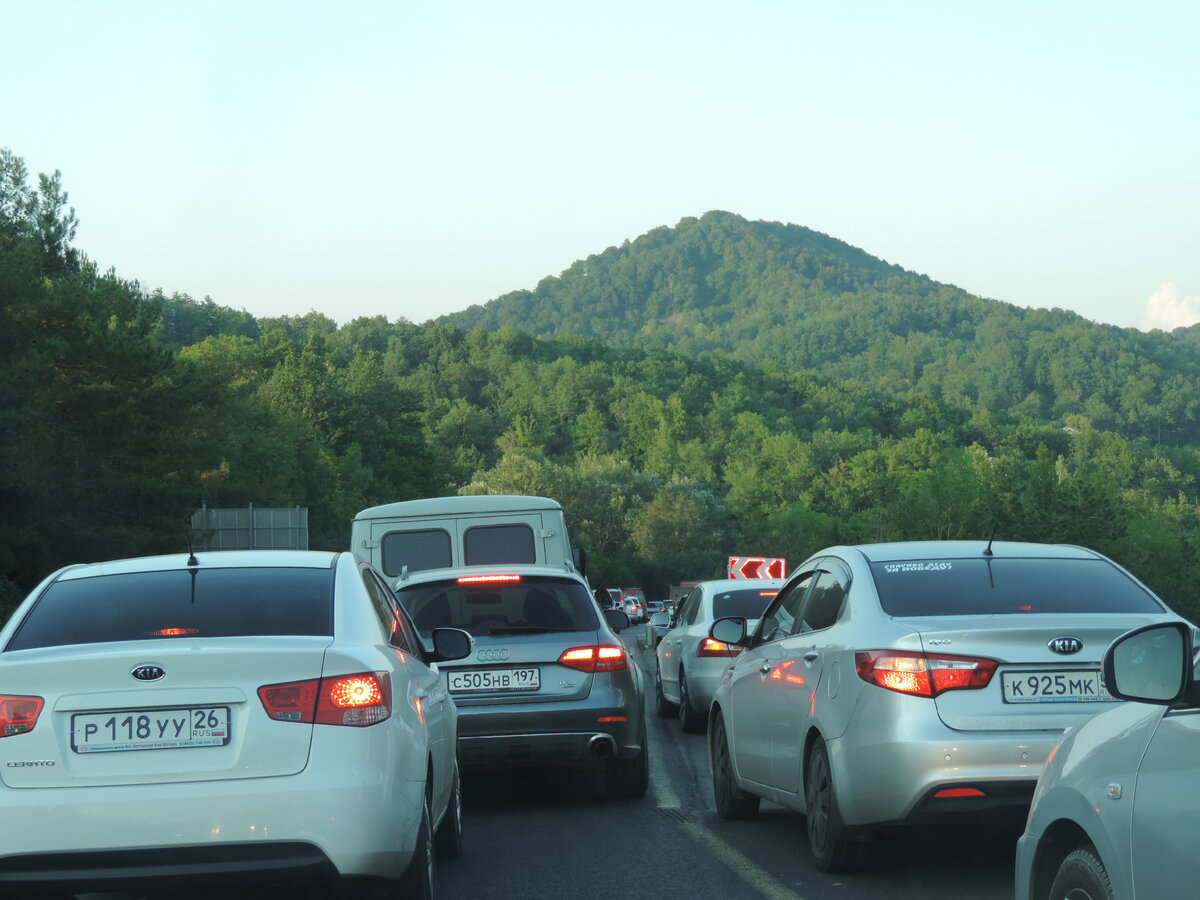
711;616;748;647
1103;621;1192;704
430;627;473;662
604;608;632;632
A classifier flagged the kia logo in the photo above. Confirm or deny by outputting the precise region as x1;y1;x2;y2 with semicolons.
476;648;510;662
1048;637;1083;655
131;665;166;681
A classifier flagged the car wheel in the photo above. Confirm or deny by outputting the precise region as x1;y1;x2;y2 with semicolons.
804;736;869;873
655;663;677;717
396;791;434;900
433;760;464;859
677;670;705;733
1048;845;1114;900
605;728;649;799
711;712;759;819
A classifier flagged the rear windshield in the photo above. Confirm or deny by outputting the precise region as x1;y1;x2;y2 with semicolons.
712;588;779;620
869;557;1165;617
6;567;334;651
398;575;599;637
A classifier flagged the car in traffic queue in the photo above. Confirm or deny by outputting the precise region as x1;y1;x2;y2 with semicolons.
622;588;647;623
1015;620;1200;900
0;550;473;898
704;540;1195;873
652;578;781;732
395;565;648;799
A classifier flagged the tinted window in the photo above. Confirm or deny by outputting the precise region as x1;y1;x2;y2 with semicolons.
870;557;1166;617
381;529;452;576
398;576;599;637
758;572;814;643
7;567;334;651
799;570;846;632
464;524;536;565
712;588;779;620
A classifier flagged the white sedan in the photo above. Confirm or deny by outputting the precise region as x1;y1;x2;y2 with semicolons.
0;550;472;897
1015;620;1199;900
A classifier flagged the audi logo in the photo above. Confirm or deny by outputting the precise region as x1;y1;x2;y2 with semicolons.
1047;637;1083;655
476;648;510;662
131;665;166;681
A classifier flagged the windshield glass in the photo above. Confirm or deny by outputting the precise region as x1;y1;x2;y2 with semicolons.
398;575;599;637
869;557;1165;617
7;567;335;650
712;588;779;620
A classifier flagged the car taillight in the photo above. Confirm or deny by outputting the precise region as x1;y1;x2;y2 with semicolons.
457;574;521;585
855;651;997;697
259;672;392;726
698;637;743;658
558;645;628;673
0;695;44;737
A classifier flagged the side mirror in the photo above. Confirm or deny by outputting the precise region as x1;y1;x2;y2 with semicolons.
604;608;632;632
650;611;672;628
710;616;748;647
573;546;587;576
430;627;473;662
1103;621;1192;704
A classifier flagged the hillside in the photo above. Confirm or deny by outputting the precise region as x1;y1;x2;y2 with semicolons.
443;211;1200;447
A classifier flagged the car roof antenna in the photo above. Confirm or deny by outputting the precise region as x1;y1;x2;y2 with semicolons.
983;521;999;557
185;519;200;568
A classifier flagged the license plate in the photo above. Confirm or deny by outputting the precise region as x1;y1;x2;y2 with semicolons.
448;668;540;693
1001;670;1116;703
71;707;231;753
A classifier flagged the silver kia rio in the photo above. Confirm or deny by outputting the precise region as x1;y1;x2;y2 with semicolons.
706;540;1194;873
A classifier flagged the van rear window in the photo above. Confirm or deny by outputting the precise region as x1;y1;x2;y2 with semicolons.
869;557;1165;617
464;524;536;566
398;575;598;637
381;529;452;576
6;567;334;650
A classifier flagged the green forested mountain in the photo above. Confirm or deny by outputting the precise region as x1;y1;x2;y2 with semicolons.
4;153;1200;625
444;211;1200;448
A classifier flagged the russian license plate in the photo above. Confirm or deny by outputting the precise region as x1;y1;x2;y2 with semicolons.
1001;670;1115;703
71;707;231;753
448;668;540;693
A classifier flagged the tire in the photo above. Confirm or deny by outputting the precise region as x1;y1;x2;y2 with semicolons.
1048;846;1114;900
677;670;705;733
711;712;759;819
396;792;434;900
433;760;464;859
605;729;650;799
804;737;870;873
655;663;677;717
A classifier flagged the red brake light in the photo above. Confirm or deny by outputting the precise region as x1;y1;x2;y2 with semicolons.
698;637;743;658
259;672;391;726
558;645;628;673
457;574;522;585
855;651;998;697
0;695;44;737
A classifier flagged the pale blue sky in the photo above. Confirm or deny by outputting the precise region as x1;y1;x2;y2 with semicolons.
6;1;1198;330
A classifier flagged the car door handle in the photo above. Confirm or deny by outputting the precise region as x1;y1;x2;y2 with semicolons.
803;651;819;663
760;663;773;676
414;687;429;699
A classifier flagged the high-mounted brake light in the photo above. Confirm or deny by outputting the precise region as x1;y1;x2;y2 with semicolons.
855;651;998;697
0;695;44;737
457;574;522;585
558;645;628;673
259;672;392;726
698;637;743;658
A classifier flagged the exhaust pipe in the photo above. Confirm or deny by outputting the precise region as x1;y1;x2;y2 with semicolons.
588;735;614;757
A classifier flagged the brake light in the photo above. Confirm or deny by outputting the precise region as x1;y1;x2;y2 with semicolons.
698;637;743;658
855;651;997;697
259;672;392;726
558;645;628;673
0;695;43;737
457;574;522;585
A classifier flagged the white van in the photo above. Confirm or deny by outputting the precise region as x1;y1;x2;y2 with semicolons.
350;495;587;583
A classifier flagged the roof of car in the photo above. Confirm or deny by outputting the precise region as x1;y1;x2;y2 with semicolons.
694;578;785;592
842;541;1103;564
52;550;341;581
392;563;589;588
353;494;561;520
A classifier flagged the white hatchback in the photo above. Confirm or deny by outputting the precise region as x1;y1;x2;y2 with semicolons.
0;550;472;897
1015;620;1200;900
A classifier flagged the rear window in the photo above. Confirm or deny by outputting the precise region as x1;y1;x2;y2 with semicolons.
398;575;599;637
712;588;779;620
6;567;335;651
869;557;1165;617
464;524;536;565
381;528;452;576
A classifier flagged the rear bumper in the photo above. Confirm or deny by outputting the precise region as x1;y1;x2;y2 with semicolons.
457;699;644;769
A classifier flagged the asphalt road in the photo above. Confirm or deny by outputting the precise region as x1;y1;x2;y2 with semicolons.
437;627;1020;900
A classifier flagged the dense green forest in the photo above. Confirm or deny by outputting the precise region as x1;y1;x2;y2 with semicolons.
4;150;1200;625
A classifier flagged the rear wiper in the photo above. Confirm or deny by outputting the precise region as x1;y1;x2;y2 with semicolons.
488;625;550;635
